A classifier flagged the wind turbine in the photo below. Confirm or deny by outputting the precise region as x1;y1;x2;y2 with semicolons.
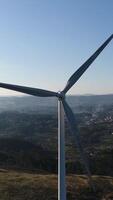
0;34;113;200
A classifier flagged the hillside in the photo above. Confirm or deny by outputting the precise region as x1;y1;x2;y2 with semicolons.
0;108;113;176
0;170;112;200
0;95;113;199
0;138;56;173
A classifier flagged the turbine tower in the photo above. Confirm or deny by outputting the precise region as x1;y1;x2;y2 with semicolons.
0;34;112;200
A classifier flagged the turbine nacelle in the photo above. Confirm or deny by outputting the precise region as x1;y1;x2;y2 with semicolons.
58;91;65;100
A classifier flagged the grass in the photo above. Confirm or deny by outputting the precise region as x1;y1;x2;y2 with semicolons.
0;169;113;200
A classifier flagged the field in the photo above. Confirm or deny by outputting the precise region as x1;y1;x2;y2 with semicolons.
0;169;113;200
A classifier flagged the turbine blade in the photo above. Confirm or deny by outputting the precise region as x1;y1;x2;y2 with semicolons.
62;99;95;190
63;34;113;94
0;82;58;97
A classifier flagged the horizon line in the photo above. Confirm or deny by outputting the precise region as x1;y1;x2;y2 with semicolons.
0;93;113;97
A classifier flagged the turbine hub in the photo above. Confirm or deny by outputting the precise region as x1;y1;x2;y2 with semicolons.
58;91;65;100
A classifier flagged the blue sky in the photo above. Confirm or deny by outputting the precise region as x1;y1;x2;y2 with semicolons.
0;0;113;96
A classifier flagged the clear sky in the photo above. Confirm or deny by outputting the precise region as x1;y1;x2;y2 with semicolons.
0;0;113;96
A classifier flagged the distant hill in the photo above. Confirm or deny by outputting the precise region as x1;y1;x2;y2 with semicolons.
0;94;113;113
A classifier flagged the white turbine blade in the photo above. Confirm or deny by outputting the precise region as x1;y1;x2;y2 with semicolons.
62;99;95;190
63;34;113;94
0;82;58;97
